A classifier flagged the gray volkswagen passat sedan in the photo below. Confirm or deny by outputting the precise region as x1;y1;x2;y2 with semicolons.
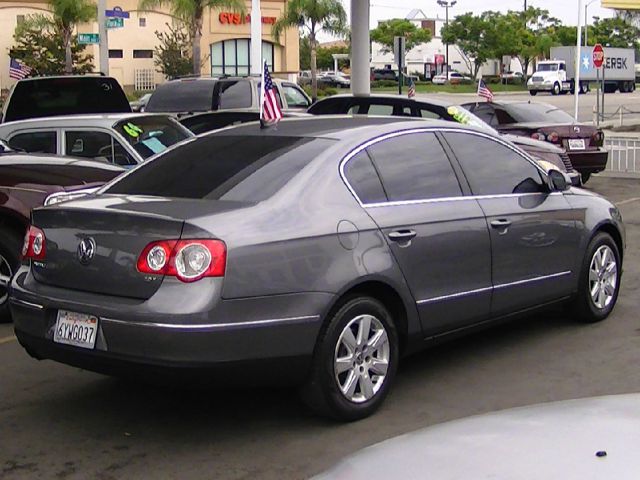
10;117;624;421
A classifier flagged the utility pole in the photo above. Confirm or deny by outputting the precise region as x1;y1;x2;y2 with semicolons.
437;0;456;78
250;0;262;75
584;0;598;46
98;0;109;74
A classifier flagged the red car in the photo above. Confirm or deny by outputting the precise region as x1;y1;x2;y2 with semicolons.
462;101;607;183
0;149;123;321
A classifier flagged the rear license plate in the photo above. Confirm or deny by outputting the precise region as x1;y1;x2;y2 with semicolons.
54;310;98;349
568;139;586;150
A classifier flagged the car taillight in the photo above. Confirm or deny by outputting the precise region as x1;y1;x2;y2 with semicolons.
137;239;226;283
547;131;560;143
531;132;546;141
21;225;46;261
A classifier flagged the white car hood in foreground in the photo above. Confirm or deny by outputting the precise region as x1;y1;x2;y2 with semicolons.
313;394;640;480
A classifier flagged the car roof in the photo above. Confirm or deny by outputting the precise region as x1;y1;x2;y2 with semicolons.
313;94;451;108
15;75;118;82
0;113;169;128
0;153;125;171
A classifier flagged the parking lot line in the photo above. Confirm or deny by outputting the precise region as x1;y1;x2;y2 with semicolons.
617;197;640;206
0;335;16;345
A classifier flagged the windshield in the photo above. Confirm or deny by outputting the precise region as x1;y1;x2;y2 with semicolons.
536;63;559;72
505;103;575;123
447;106;499;135
113;116;192;160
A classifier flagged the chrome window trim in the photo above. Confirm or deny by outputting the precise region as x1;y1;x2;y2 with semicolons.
339;126;549;208
364;192;562;209
101;314;320;331
9;298;44;310
415;271;571;305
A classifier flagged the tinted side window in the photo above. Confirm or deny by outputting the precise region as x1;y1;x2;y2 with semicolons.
343;151;387;204
217;80;252;109
444;132;545;195
9;131;57;153
366;132;462;201
146;81;215;113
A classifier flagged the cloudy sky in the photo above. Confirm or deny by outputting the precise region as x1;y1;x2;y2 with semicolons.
341;0;615;27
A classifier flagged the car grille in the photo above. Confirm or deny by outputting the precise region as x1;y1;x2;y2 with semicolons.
532;76;544;82
560;151;575;171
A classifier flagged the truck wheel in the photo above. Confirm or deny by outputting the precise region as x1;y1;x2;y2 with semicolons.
580;83;589;94
529;90;538;96
552;82;560;95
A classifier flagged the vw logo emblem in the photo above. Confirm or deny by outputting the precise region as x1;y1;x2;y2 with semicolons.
573;126;581;133
77;237;96;265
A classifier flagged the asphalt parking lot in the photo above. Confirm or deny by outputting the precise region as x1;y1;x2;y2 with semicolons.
1;175;640;480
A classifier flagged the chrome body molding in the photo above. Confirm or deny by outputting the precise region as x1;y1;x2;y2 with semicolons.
9;298;45;310
363;192;562;209
416;271;572;305
100;314;321;330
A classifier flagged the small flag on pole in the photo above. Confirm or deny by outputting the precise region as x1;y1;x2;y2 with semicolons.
407;76;416;98
9;58;32;80
477;78;494;102
261;61;283;125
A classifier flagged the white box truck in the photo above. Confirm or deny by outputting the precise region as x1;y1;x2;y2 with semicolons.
527;46;636;96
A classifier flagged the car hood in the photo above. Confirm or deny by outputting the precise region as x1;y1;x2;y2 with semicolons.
313;394;640;480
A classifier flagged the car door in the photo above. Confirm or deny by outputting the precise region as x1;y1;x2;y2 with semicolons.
343;130;492;335
442;131;581;316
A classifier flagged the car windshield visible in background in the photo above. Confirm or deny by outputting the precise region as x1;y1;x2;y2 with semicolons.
2;77;131;122
506;103;576;123
113;116;192;160
536;64;559;72
106;135;334;202
449;106;499;135
145;80;215;113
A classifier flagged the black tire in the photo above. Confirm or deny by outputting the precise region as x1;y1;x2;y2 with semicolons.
529;90;538;96
300;296;399;421
569;232;621;323
552;82;561;95
0;227;23;323
581;172;592;184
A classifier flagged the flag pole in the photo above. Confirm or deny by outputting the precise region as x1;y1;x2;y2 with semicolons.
259;60;266;128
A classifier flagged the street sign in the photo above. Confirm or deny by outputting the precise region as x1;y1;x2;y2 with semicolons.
105;6;130;19
593;44;605;68
393;36;406;67
78;33;100;44
106;18;124;29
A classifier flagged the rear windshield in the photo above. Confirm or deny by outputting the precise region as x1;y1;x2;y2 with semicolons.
145;81;215;113
217;80;253;109
113;116;192;160
3;77;130;122
506;103;575;123
106;135;333;202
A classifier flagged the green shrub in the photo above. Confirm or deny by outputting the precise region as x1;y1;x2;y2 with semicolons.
371;80;398;88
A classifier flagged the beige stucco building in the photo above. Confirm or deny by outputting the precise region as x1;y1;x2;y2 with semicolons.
0;0;299;91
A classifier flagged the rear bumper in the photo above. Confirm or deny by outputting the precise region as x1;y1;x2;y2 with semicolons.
10;268;332;385
567;148;609;175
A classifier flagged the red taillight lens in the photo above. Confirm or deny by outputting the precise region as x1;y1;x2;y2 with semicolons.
547;131;560;143
531;132;546;141
21;225;46;261
137;239;226;282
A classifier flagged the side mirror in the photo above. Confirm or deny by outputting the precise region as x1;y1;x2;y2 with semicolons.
548;169;570;192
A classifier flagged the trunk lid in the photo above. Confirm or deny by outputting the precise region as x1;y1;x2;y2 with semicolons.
30;195;242;299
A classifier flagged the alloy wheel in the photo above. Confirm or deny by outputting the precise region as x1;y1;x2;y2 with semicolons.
0;253;13;306
334;314;390;403
589;245;618;309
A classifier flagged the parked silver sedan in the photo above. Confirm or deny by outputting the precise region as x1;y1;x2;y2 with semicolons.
0;114;193;167
10;117;624;421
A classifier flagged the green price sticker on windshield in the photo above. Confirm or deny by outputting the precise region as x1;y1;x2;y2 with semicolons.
447;106;471;125
123;122;143;138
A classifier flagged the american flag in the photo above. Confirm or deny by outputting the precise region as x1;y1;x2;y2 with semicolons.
407;77;416;98
261;61;282;124
9;58;32;80
477;78;494;102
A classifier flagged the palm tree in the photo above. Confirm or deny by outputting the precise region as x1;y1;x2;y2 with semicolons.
49;0;97;74
272;0;347;101
139;0;245;75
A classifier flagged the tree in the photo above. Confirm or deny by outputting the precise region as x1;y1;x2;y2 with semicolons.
48;0;97;74
590;17;640;49
273;0;347;101
300;35;311;71
10;14;94;75
139;0;245;75
316;45;349;71
370;19;432;53
441;13;492;80
154;22;193;78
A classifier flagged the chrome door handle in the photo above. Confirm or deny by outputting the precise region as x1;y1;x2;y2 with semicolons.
490;219;512;228
388;230;417;242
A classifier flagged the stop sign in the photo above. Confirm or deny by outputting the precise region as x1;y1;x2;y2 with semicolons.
593;44;605;68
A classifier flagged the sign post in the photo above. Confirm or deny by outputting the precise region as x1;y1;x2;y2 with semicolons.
98;0;108;74
394;36;405;95
593;44;604;125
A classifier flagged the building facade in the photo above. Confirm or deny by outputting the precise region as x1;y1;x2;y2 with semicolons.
0;0;299;91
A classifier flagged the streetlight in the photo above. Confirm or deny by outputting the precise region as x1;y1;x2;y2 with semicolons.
437;0;456;78
584;0;599;46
